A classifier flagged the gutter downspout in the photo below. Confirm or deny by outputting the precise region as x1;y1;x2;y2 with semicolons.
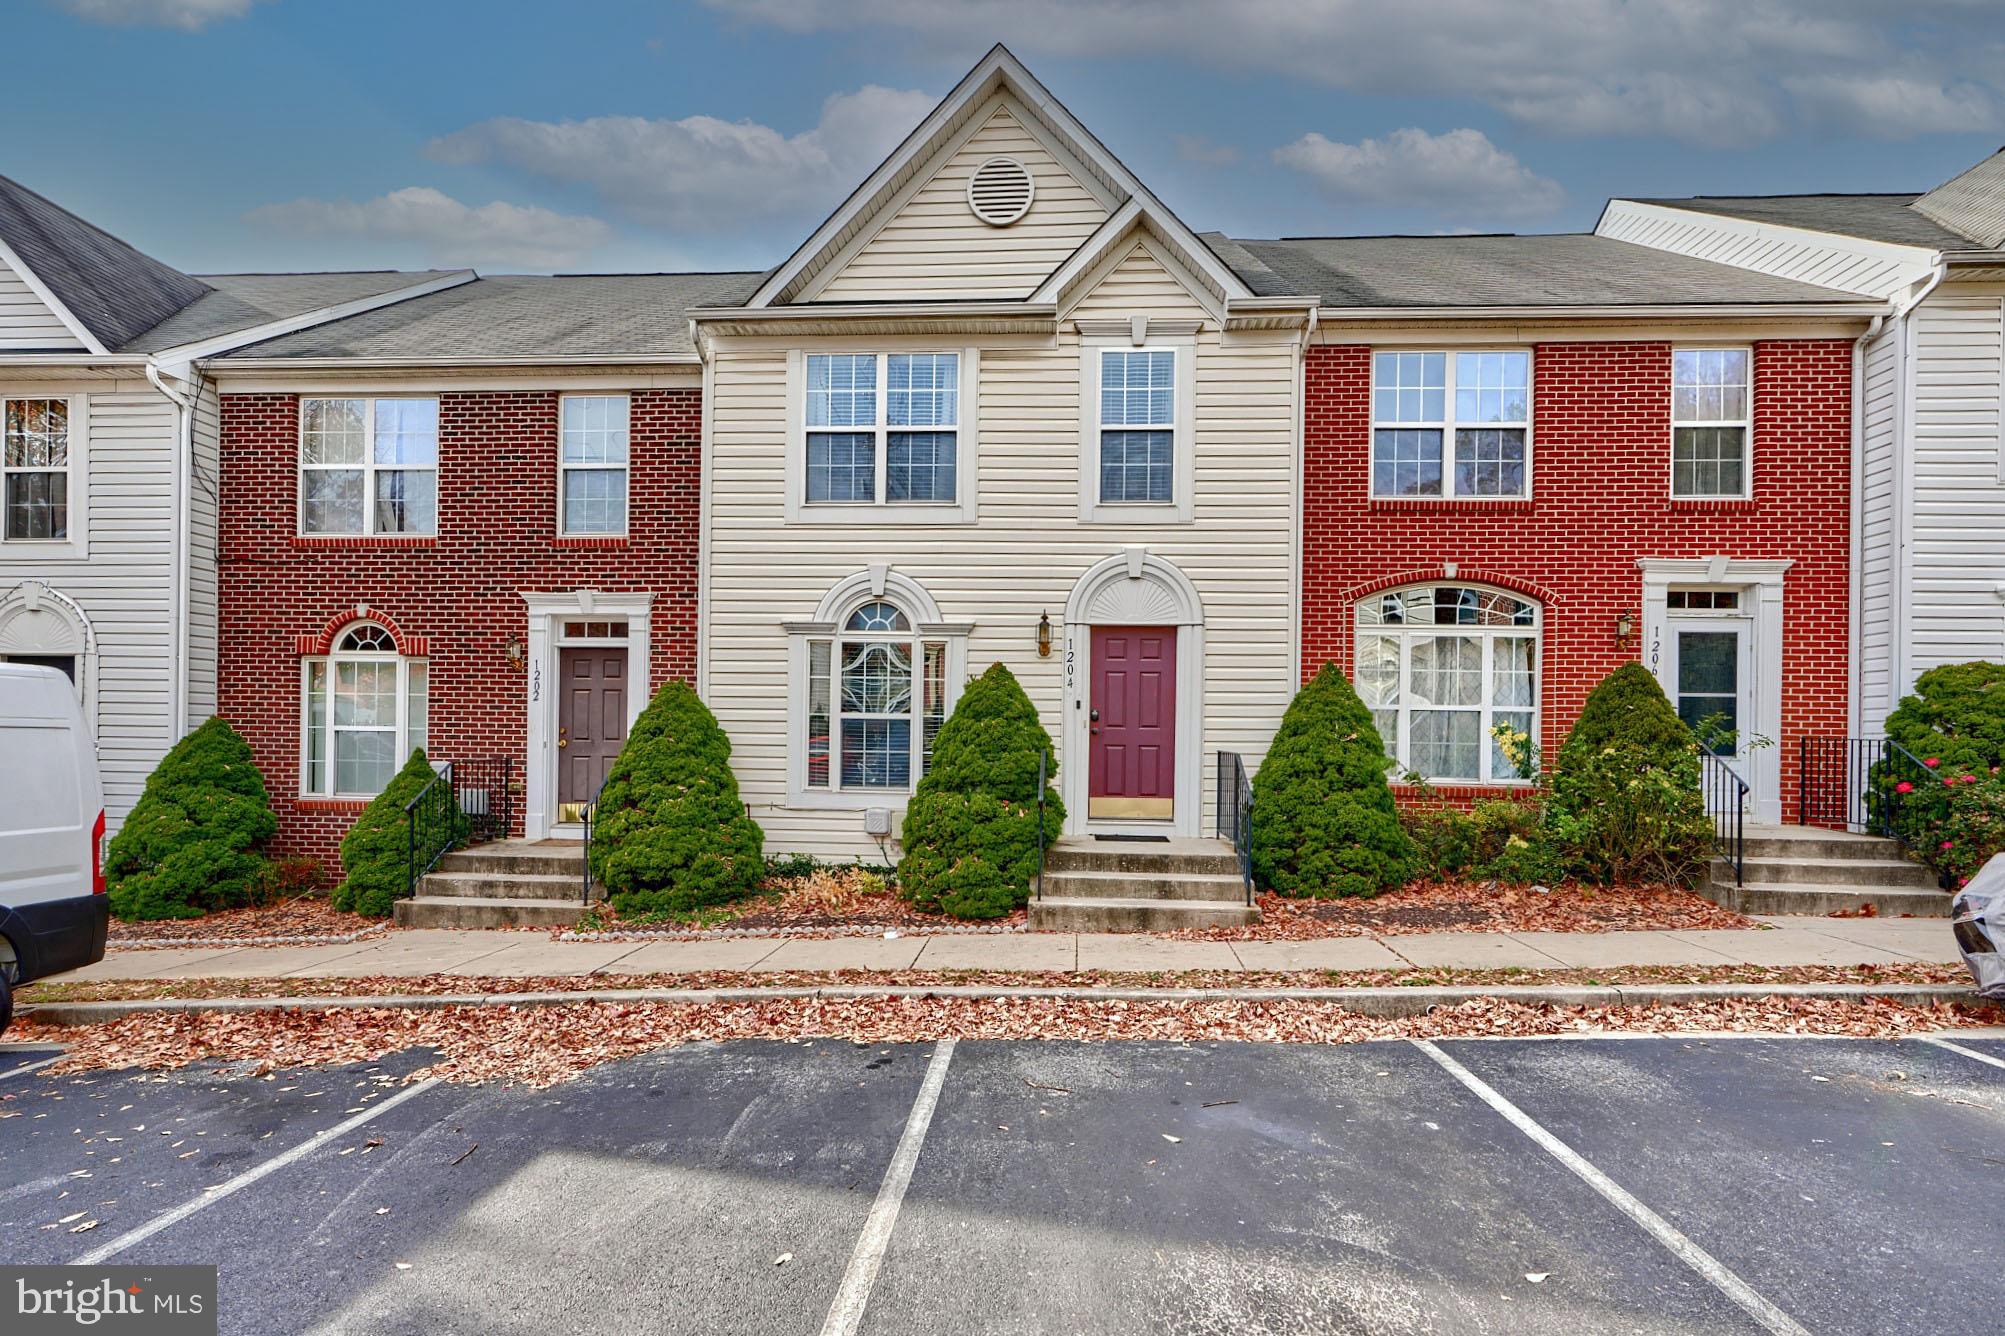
145;361;194;744
1848;310;1886;738
1889;260;1948;724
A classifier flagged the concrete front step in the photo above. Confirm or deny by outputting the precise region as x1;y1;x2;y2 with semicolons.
435;845;579;877
1039;868;1250;902
1735;856;1941;889
417;871;584;902
394;895;585;929
1027;895;1258;932
1043;836;1242;877
1706;872;1951;918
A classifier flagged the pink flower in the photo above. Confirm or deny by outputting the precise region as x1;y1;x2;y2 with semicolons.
1895;781;1914;794
1924;756;1941;767
1944;778;1957;788
1941;840;1955;851
1964;774;1982;785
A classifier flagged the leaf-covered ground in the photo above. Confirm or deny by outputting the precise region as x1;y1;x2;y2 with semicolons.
1167;882;1758;940
108;900;391;947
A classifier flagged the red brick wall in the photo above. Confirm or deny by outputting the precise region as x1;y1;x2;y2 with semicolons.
1301;340;1852;819
217;389;701;870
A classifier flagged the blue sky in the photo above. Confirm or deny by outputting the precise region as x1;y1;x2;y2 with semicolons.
12;0;2005;275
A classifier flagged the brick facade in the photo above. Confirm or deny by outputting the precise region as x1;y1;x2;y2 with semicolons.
1301;339;1853;819
217;389;701;870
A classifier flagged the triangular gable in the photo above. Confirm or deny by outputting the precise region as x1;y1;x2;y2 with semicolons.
0;247;88;352
1061;230;1220;325
748;45;1252;309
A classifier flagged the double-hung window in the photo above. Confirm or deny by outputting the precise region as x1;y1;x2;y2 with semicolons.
1371;351;1530;498
1098;348;1176;504
300;397;438;536
802;600;950;793
803;353;959;507
301;623;428;797
3;397;73;542
1671;349;1750;498
560;395;629;535
1355;584;1540;784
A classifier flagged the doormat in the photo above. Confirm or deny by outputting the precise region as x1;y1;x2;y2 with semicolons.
1092;834;1171;842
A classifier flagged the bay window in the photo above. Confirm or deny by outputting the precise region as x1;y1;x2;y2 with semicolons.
302;623;429;796
1355;584;1540;783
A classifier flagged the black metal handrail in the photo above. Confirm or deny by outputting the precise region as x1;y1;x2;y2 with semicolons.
453;755;516;845
580;772;614;904
405;761;459;898
1217;751;1254;905
1799;735;1953;887
1035;748;1047;900
1700;751;1748;887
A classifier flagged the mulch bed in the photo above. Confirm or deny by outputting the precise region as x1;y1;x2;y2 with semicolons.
13;993;1999;1089
1168;881;1754;941
570;871;1024;938
107;900;391;948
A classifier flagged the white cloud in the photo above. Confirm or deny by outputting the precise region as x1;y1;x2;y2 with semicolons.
245;187;615;270
1274;128;1564;220
59;0;261;30
426;85;936;230
701;0;2005;145
1174;134;1240;167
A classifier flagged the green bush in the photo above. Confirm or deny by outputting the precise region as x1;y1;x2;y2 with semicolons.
1544;664;1711;885
1883;662;2005;773
898;663;1064;919
332;749;460;917
1250;663;1417;898
1404;798;1559;884
1868;663;2005;866
106;718;276;921
589;680;765;917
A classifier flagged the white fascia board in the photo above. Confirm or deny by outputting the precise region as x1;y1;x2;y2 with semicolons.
203;352;700;371
1316;301;1887;322
153;270;478;366
0;233;110;355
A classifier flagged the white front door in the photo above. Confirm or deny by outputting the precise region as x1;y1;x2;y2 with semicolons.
1665;617;1756;805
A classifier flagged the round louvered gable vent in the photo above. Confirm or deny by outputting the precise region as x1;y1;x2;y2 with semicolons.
967;156;1034;226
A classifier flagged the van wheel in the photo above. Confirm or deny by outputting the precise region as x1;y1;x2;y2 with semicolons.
0;973;11;1037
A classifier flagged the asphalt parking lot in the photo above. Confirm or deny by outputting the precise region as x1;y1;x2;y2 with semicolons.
3;1033;2003;1335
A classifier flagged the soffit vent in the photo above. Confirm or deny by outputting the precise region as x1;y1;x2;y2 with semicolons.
967;157;1035;226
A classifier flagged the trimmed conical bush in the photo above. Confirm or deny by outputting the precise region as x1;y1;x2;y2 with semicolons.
1546;663;1710;884
333;748;460;917
106;717;276;920
1250;663;1417;898
589;680;765;916
898;662;1063;919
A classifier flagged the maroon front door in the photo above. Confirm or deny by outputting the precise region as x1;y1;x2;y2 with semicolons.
1088;626;1176;820
558;647;628;813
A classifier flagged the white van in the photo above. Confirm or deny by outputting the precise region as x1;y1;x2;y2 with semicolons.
0;662;107;1032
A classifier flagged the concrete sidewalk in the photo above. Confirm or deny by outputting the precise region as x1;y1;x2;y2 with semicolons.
62;916;1960;983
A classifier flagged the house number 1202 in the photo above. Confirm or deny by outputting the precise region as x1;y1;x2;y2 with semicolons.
530;658;542;704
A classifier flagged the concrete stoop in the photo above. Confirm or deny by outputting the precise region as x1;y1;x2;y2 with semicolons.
1705;824;1951;918
1028;835;1258;932
394;841;589;929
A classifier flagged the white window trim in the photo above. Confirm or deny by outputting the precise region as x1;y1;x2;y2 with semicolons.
1669;345;1754;500
556;392;631;537
0;391;87;558
1078;334;1196;524
1355;584;1541;786
783;349;979;525
297;396;440;537
1368;349;1533;500
299;627;427;799
783;570;969;810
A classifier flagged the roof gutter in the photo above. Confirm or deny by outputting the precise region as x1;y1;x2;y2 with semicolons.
691;300;1060;324
1315;301;1888;322
202;353;702;372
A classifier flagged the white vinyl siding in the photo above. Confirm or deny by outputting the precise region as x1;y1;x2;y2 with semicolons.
186;378;222;724
1857;321;1903;733
0;264;84;351
1595;200;1933;301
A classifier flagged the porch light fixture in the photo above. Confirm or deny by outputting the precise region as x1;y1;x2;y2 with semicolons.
1614;611;1635;648
1037;611;1053;657
503;635;526;669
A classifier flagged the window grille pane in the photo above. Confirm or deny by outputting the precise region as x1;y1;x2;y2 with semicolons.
305;662;327;794
806;641;831;788
373;399;438;466
1452;428;1526;496
374;468;437;534
1672;426;1746;496
561;395;630;465
1673;350;1749;422
4;399;66;467
406;662;428;758
1099;429;1173;503
1492;637;1536;707
922;642;947;774
563;467;628;533
1409;636;1482;707
807;354;877;428
887;432;956;502
334;660;398;727
1373;352;1445;423
1453;352;1529;424
806;432;876;502
337;624;396;653
887;353;957;427
1372;429;1443;496
1412;710;1480;779
300;399;365;465
841;641;912;714
1491;711;1534;779
845;601;910;633
1100;350;1175;427
841;718;912;789
302;468;365;533
334;729;396;795
4;472;67;540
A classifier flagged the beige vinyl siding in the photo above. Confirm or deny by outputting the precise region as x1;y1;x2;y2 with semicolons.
707;248;1297;860
1596;200;1929;301
1071;240;1215;321
186;377;221;724
1907;283;2005;683
814;105;1111;303
0;264;83;350
1858;321;1902;733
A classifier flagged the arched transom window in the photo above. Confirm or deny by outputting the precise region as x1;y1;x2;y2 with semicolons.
302;622;428;797
1355;584;1539;783
804;599;949;792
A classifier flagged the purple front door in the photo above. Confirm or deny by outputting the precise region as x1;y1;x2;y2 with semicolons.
558;646;627;811
1089;626;1176;820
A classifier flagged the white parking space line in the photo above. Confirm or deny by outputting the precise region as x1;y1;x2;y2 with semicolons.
0;1053;65;1080
1413;1039;1811;1336
1918;1035;2005;1071
71;1077;442;1266
819;1038;957;1336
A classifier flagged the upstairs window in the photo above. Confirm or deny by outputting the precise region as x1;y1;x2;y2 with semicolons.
560;395;630;535
805;353;959;506
1371;351;1530;498
3;398;70;541
301;622;428;797
1671;349;1750;498
300;398;438;536
1355;584;1540;784
1098;348;1177;504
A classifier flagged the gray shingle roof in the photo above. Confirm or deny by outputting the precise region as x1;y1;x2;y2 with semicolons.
1911;151;2005;249
218;272;767;361
1210;232;1874;307
1630;194;1978;250
123;271;460;353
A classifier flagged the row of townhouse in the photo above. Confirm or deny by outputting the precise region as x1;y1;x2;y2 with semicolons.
3;47;2001;871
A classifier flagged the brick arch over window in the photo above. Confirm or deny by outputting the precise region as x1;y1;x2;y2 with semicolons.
294;606;430;658
1339;567;1564;611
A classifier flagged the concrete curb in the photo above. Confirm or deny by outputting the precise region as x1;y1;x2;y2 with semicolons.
19;981;1979;1026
